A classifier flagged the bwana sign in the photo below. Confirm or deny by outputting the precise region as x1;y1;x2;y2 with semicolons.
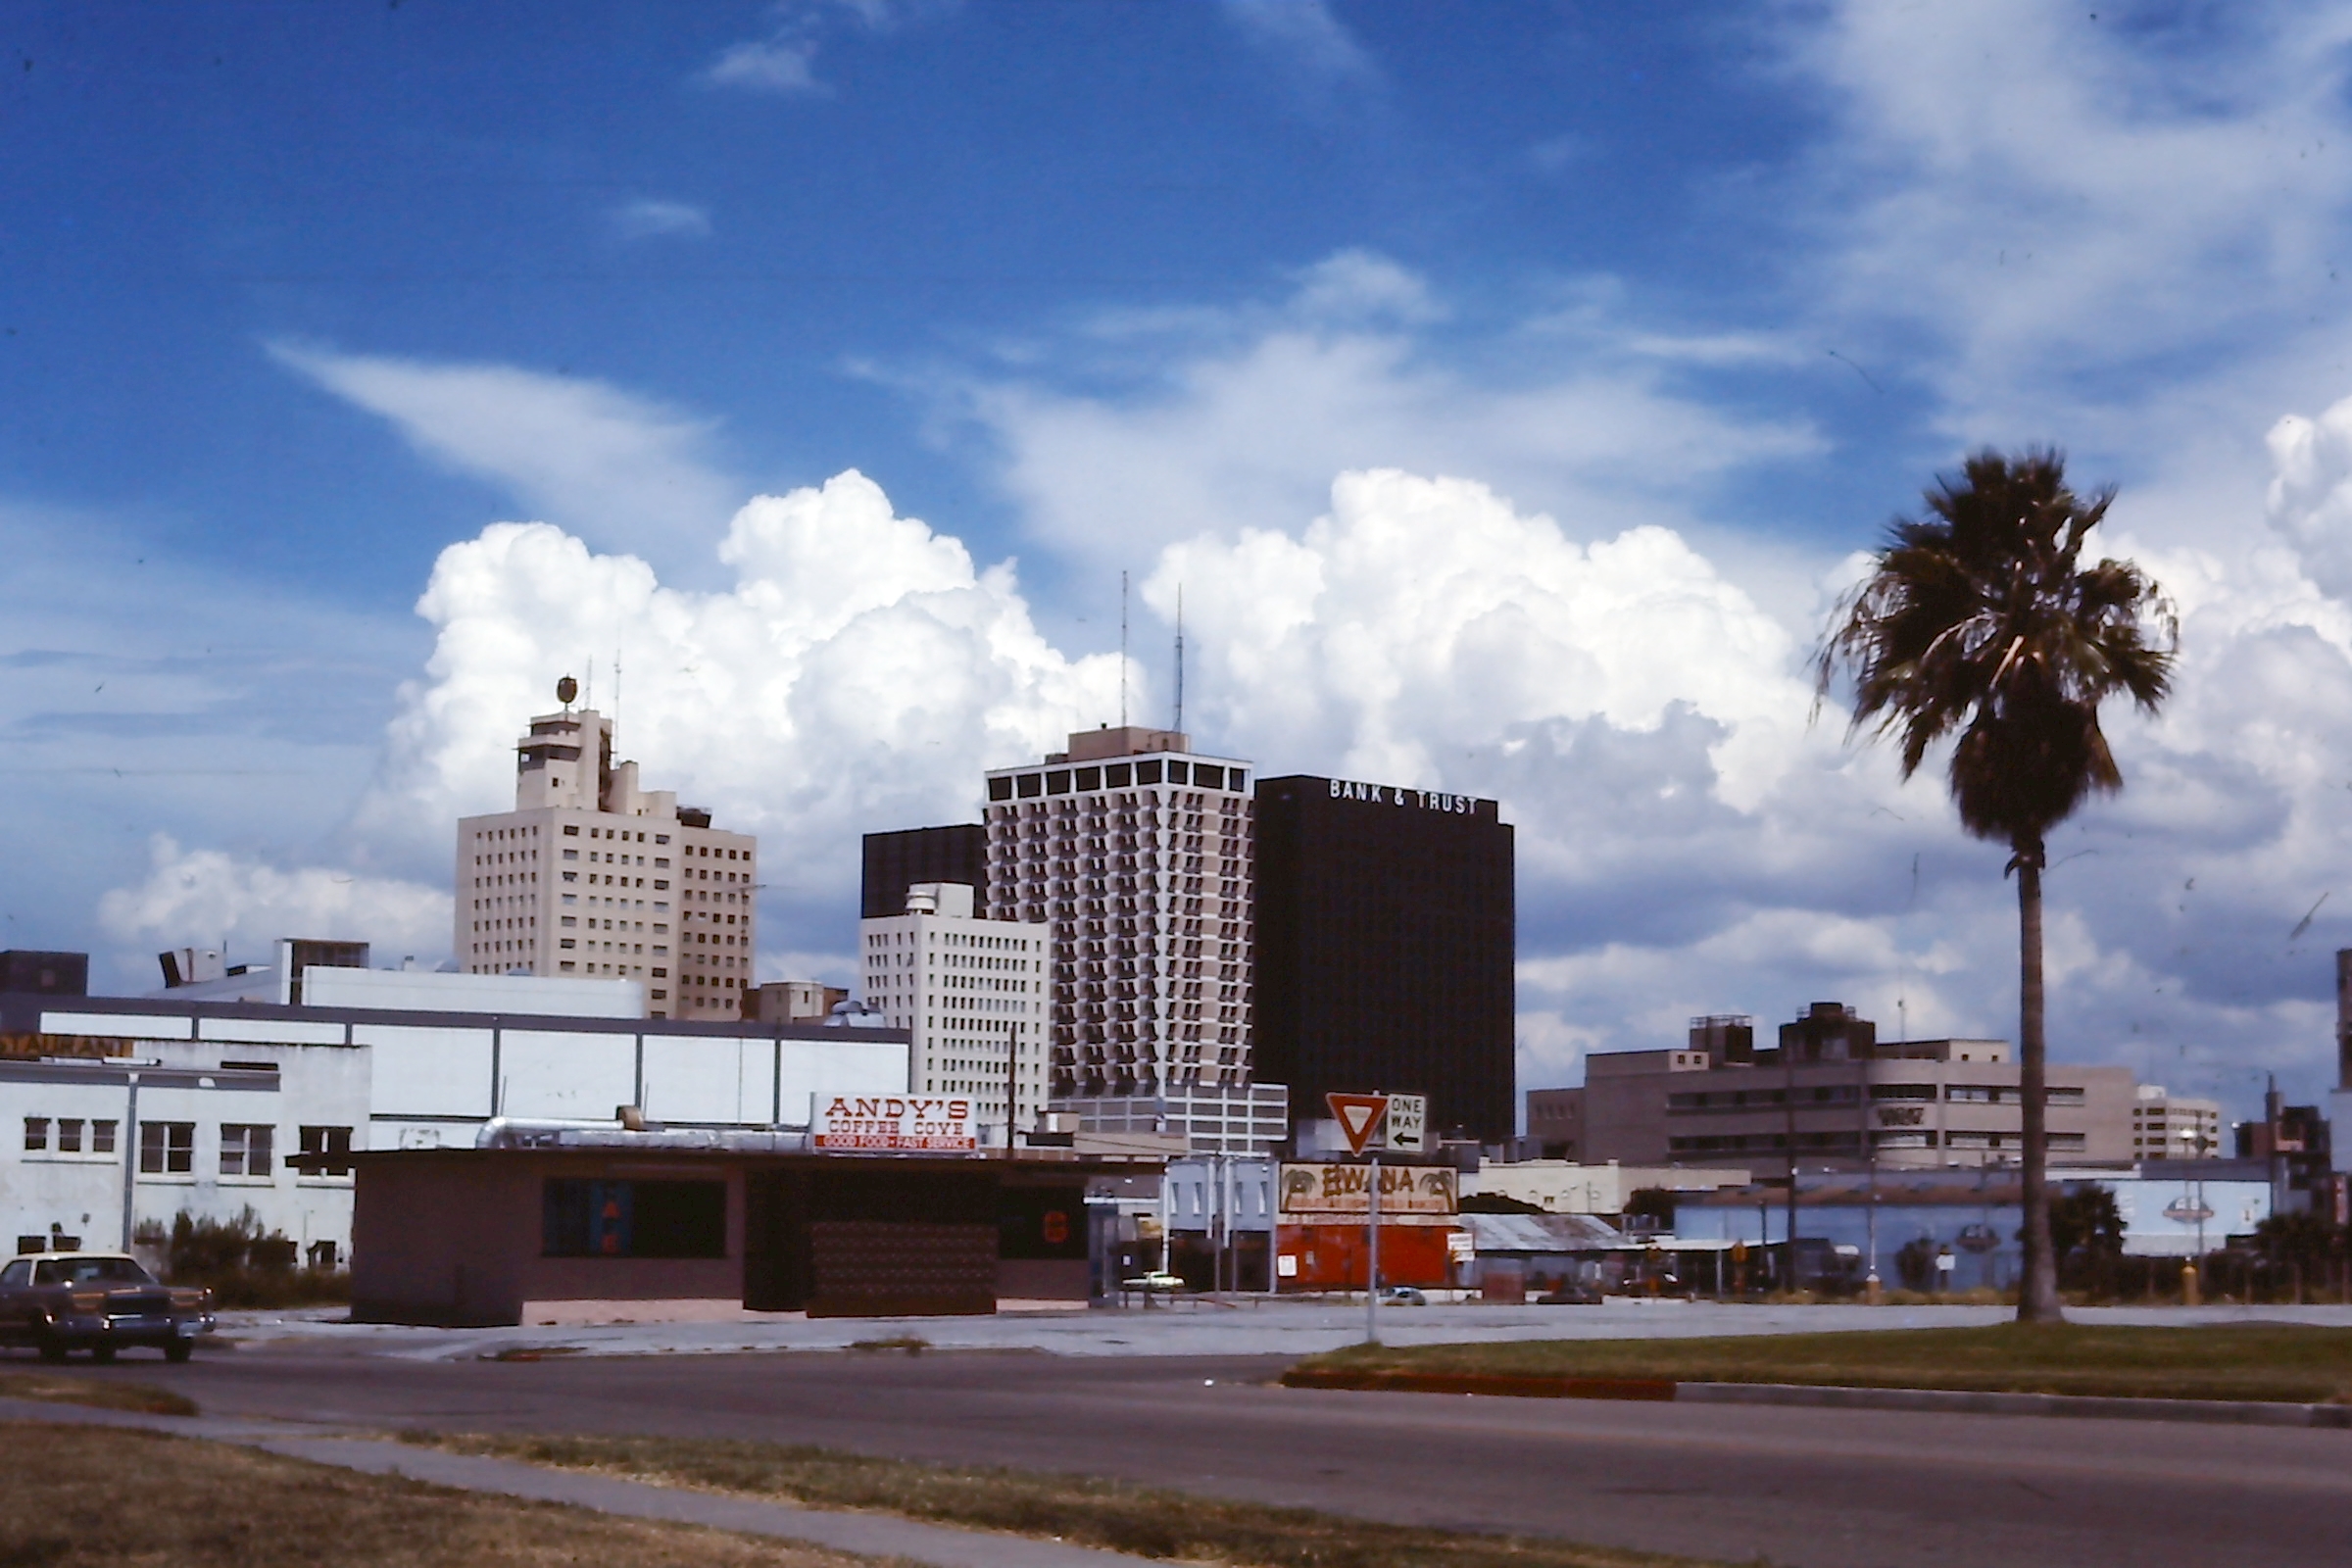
1279;1161;1458;1217
815;1096;976;1152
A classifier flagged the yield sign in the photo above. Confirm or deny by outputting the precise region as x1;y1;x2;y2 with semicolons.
1327;1092;1391;1157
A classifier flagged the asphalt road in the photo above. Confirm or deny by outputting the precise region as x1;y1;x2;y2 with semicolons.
47;1343;2352;1568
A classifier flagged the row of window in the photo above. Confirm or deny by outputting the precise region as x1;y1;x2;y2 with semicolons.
1666;1084;2088;1111
988;764;1250;801
558;823;679;846
24;1119;354;1177
1667;1130;2091;1153
994;801;1239;826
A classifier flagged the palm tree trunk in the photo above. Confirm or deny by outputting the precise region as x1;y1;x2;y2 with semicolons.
2015;835;2064;1322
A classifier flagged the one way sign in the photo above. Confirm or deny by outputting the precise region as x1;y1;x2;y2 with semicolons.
1385;1093;1427;1154
1326;1092;1390;1156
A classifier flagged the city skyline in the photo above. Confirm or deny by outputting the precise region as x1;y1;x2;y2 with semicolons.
13;5;2352;1119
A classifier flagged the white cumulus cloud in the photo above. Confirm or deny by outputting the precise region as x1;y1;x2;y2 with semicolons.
98;836;450;972
349;469;1124;913
1145;468;1811;802
2265;394;2352;600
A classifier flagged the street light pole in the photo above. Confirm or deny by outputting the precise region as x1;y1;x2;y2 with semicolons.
120;1071;140;1251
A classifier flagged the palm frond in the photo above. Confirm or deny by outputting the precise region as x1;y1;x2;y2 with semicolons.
1815;449;2177;846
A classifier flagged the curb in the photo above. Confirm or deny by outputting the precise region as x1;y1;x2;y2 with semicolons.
1278;1369;2352;1428
1281;1368;1673;1400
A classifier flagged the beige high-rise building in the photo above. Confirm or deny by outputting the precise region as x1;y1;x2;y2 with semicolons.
983;726;1254;1100
455;684;758;1021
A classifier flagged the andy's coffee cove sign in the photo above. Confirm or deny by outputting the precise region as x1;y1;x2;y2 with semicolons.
816;1096;976;1152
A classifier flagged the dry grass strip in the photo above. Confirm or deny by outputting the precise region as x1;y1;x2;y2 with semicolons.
0;1424;888;1568
0;1368;195;1416
1296;1323;2352;1405
417;1431;1719;1568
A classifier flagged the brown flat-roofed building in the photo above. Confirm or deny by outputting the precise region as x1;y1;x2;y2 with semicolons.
337;1142;1150;1327
1541;1004;2136;1171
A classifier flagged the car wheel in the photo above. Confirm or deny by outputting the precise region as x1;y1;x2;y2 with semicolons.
164;1339;192;1364
36;1335;67;1364
90;1345;116;1364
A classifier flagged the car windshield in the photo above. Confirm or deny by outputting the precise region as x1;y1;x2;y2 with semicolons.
32;1257;156;1287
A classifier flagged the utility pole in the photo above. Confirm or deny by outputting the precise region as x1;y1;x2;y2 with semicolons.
1783;1033;1799;1289
120;1071;140;1251
1004;1024;1018;1153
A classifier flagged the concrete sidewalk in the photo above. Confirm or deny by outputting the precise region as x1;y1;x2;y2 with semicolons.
212;1297;2352;1363
0;1397;1157;1568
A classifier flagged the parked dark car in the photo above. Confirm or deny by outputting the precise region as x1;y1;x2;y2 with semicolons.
1535;1281;1603;1304
0;1252;215;1362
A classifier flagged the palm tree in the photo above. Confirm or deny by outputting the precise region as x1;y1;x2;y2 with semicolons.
1818;450;2175;1323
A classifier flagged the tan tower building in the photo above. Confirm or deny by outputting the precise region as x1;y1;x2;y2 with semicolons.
983;726;1254;1099
455;679;758;1020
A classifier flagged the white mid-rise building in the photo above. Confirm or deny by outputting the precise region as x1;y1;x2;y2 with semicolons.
983;727;1255;1101
2132;1084;2223;1161
859;882;1052;1146
456;684;758;1021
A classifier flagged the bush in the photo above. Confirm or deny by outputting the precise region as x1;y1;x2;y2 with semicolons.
158;1208;349;1310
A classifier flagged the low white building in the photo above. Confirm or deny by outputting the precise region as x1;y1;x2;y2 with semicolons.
1048;1083;1289;1155
0;968;910;1263
859;881;1051;1147
1;1018;369;1266
1472;1160;1754;1216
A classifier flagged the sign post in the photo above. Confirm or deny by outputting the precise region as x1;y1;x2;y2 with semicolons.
1327;1092;1391;1344
1367;1149;1380;1344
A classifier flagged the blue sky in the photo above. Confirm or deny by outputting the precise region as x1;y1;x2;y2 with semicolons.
7;1;1878;597
10;1;2352;1122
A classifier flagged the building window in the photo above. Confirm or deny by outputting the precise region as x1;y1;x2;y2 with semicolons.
220;1124;274;1178
91;1120;117;1155
56;1119;82;1153
299;1125;354;1178
22;1117;46;1152
139;1122;195;1175
541;1179;725;1258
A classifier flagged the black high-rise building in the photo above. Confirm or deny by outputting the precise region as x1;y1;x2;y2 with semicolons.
860;824;987;919
1251;775;1514;1144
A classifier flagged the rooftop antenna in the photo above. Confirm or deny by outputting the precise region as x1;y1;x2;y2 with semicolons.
612;646;623;731
1173;584;1185;734
1119;570;1128;730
